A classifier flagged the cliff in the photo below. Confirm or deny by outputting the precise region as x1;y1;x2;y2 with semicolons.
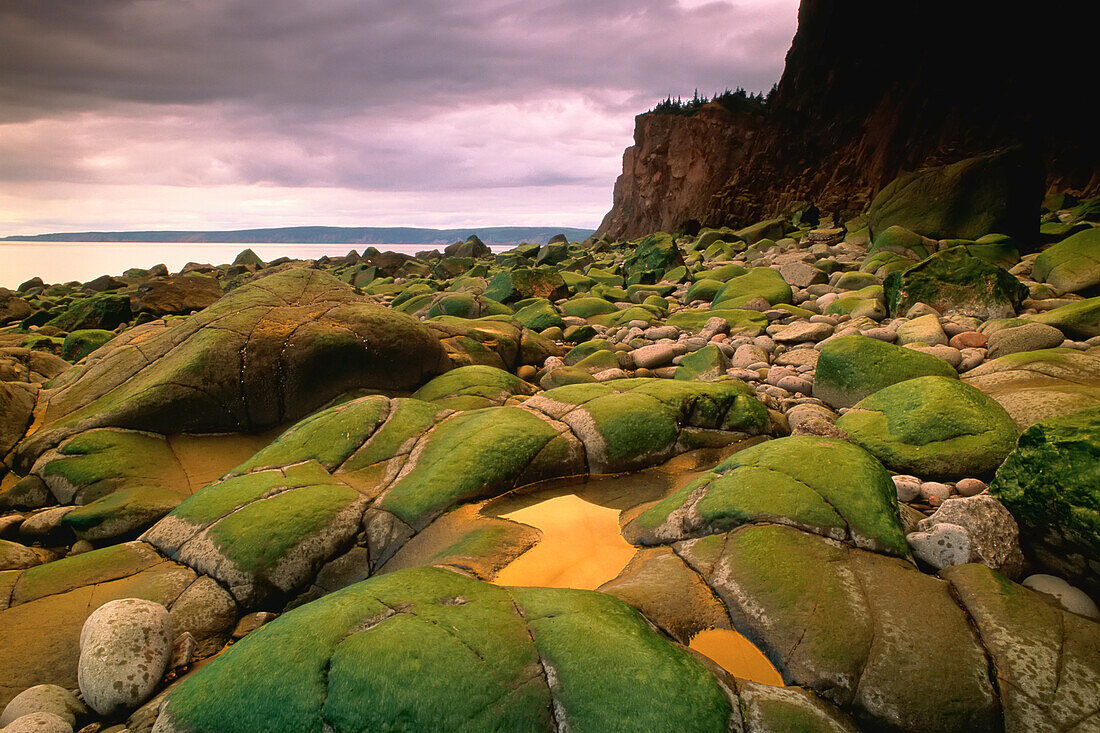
598;0;1097;239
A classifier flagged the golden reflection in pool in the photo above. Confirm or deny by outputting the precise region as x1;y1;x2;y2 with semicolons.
688;628;785;686
492;494;637;590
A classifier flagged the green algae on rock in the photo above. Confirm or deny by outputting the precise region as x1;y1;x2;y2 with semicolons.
1031;226;1100;294
412;364;536;410
836;376;1019;479
711;267;793;309
989;407;1100;594
151;567;733;733
883;246;1028;319
814;334;958;409
626;436;908;556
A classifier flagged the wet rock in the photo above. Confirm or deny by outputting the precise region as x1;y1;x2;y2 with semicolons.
78;598;174;716
1031;227;1100;293
0;539;43;571
990;407;1100;594
884;247;1028;320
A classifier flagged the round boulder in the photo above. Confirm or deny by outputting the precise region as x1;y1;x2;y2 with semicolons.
0;685;86;728
77;598;174;716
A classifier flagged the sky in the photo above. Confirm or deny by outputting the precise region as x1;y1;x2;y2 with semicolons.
0;0;799;236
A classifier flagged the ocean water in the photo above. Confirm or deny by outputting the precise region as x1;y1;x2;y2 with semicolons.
0;241;512;289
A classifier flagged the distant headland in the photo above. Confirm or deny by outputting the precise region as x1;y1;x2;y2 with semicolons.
1;225;595;246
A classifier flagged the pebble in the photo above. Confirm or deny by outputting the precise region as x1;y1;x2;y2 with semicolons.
78;599;174;716
957;347;986;372
231;611;278;639
1022;575;1100;619
955;478;987;496
892;475;922;502
732;344;770;368
919;481;953;506
631;343;677;369
949;331;987;349
18;507;74;538
776;375;813;395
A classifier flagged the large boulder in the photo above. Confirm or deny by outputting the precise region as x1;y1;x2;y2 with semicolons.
131;275;224;316
884;247;1028;319
813;334;958;409
963;347;1100;429
625;436;909;556
1031;226;1100;294
990;407;1100;594
0;289;33;325
711;267;793;309
11;269;450;471
151;567;735;733
484;268;568;304
78;598;174;716
867;146;1035;246
1024;295;1100;339
836;376;1020;479
622;232;684;282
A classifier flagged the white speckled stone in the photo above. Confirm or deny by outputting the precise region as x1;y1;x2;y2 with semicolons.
1;712;73;733
1022;574;1100;619
0;685;86;727
78;598;173;716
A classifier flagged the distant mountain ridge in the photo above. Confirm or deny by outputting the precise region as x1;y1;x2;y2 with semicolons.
2;225;595;246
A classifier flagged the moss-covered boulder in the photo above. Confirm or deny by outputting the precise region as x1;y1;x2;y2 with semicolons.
676;525;998;732
1031;227;1100;293
512;298;565;332
146;460;368;605
152;567;733;733
836;376;1020;479
673;345;729;381
412;365;536;411
867;146;1035;245
942;563;1100;731
525;379;769;474
813;335;958;408
962;348;1100;428
868;225;933;260
711;267;793;309
46;293;132;332
622;232;684;282
989;407;1100;594
884;247;1028;319
131;274;224;316
1024;295;1100;339
61;485;184;540
627;436;908;555
560;297;617;319
484;268;568;304
60;329;114;361
665;308;767;336
427;315;561;370
33;428;191;505
12;269;451;472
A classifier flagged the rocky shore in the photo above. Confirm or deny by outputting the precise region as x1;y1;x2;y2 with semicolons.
1;170;1099;731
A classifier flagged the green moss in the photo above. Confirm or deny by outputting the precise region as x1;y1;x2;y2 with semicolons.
13;542;160;603
484;268;567;304
512;299;565;331
813;335;958;408
413;365;533;409
206;476;361;577
62;484;183;537
237;395;391;472
837;376;1020;479
666;308;767;336
561;297;617;319
1032;227;1100;293
990;407;1099;552
712;267;792;308
380;407;566;526
509;585;731;732
633;437;907;555
883;246;1028;319
40;428;187;502
61;329;115;361
1025;296;1100;339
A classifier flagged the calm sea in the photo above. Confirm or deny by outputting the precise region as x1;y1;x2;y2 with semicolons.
0;241;513;289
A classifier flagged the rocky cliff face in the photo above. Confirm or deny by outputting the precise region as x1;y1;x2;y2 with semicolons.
598;0;1096;240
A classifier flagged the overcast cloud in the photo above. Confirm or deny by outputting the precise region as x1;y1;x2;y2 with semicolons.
0;0;798;234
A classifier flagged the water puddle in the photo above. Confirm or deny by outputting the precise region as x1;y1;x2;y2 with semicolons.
688;628;784;686
491;493;635;590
